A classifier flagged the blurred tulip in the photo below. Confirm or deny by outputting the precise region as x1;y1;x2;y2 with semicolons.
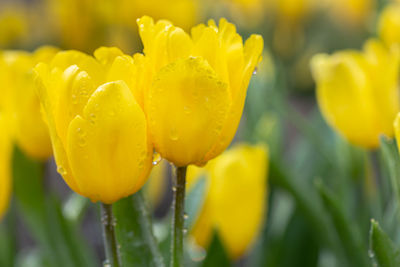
311;39;400;148
117;0;198;30
0;46;58;159
378;4;400;48
187;143;268;259
34;47;153;203
137;16;263;167
0;114;12;220
327;0;375;27
0;6;28;48
45;0;98;51
145;159;168;208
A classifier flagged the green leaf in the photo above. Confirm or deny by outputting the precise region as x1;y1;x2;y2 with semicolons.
0;205;16;267
369;219;400;267
113;191;165;267
201;233;231;267
379;136;400;208
185;175;207;230
316;180;370;267
12;147;97;267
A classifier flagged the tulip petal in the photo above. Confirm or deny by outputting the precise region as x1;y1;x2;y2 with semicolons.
210;144;268;259
0;115;12;220
147;57;231;166
66;81;152;203
51;50;104;86
311;52;379;147
34;63;81;194
204;35;263;162
94;46;124;66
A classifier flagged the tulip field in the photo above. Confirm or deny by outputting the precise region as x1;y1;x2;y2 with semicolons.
1;0;400;267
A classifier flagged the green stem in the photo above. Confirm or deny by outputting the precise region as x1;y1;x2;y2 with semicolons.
132;192;165;267
101;203;121;267
170;166;187;267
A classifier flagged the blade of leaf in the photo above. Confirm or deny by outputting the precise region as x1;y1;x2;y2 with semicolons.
369;219;400;267
12;147;97;267
185;175;207;230
113;191;165;267
316;180;370;267
201;232;231;267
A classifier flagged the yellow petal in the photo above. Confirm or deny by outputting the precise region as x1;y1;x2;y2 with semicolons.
66;81;152;203
94;46;124;66
50;50;104;86
54;65;96;147
34;63;81;194
311;51;379;147
146;57;231;166
204;35;263;162
145;160;168;208
188;143;269;259
0;114;12;220
363;39;400;138
210;144;268;259
378;3;400;47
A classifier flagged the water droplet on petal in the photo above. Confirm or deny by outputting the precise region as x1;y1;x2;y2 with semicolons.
183;106;191;114
152;152;162;166
169;127;179;141
253;67;258;75
57;166;67;176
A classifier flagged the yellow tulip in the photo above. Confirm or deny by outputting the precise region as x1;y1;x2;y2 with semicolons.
0;46;58;159
0;114;12;220
34;47;153;204
0;6;28;48
187;143;268;259
310;39;400;148
378;4;400;47
137;16;263;167
328;0;375;26
145;159;168;208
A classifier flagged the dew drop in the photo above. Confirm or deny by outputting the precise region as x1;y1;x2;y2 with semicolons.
172;186;177;192
368;249;374;258
71;94;78;104
253;67;258;75
169;127;179;141
57;166;67;176
183;106;191;114
152;152;162;166
182;228;188;234
183;213;189;220
89;113;96;124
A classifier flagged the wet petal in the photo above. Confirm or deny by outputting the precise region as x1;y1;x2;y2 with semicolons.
66;81;152;203
146;57;231;166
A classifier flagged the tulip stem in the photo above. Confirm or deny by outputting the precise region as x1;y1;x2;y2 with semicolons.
171;166;188;267
101;203;121;267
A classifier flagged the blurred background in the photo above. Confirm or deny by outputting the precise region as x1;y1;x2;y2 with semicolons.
1;0;400;266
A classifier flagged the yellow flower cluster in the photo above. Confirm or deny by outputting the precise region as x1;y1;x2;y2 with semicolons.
0;16;265;259
30;17;263;204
